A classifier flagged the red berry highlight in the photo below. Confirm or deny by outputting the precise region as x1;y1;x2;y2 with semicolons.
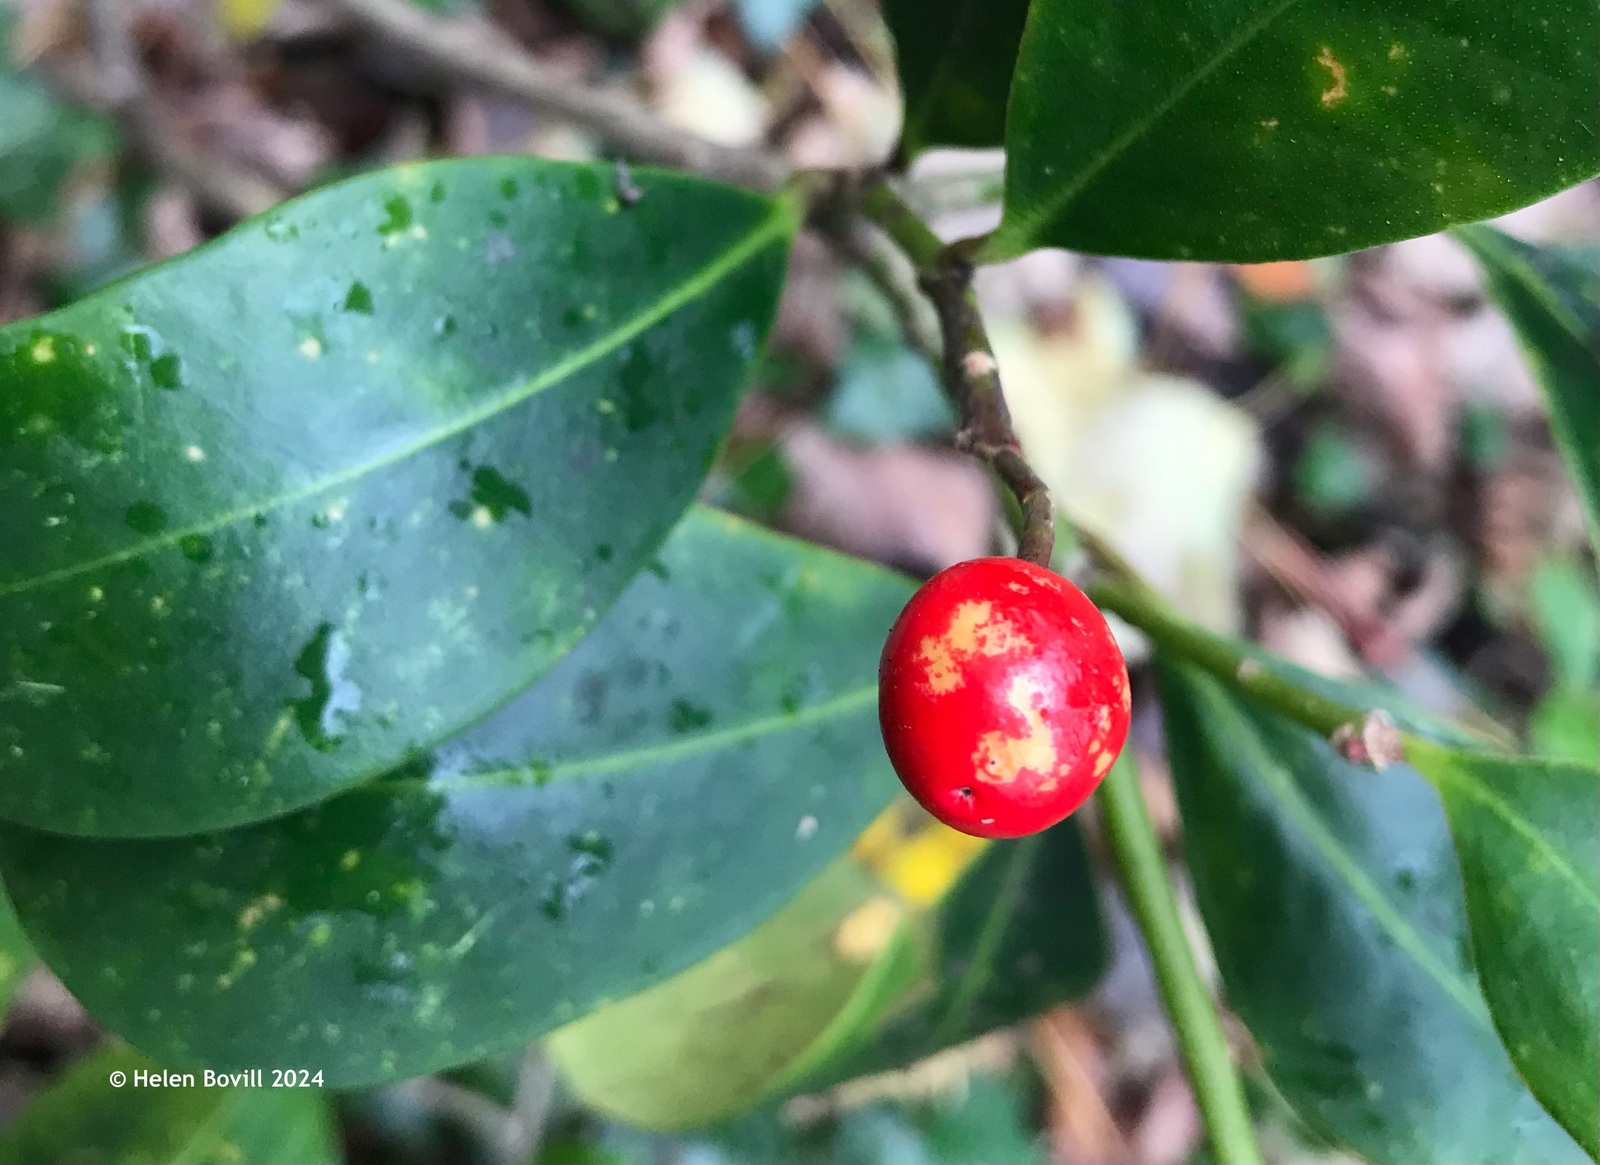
878;557;1131;839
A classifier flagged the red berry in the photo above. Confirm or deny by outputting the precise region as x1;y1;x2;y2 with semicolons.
878;557;1131;839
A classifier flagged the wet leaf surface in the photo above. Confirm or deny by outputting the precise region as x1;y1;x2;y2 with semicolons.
0;158;793;836
0;509;911;1087
994;0;1598;260
1409;739;1600;1158
1158;661;1585;1163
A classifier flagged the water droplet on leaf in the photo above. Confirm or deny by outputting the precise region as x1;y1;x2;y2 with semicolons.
290;623;363;751
669;700;711;733
125;502;168;535
342;281;375;315
179;534;214;564
120;325;183;389
450;464;532;523
378;195;414;240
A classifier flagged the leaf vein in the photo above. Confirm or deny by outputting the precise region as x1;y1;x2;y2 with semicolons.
0;205;792;600
416;682;879;793
1206;684;1493;1023
1004;0;1306;246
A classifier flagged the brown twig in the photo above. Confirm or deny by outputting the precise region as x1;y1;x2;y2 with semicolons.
324;0;791;191
858;181;1056;566
824;218;941;363
1030;1008;1130;1164
65;0;285;220
498;1047;555;1165
125;106;287;218
1243;502;1413;668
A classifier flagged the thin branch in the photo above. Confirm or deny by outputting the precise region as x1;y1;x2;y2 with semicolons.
1088;578;1380;744
825;219;940;363
1097;752;1264;1165
68;0;285;220
1243;501;1412;670
498;1047;555;1165
324;0;791;191
400;1077;515;1144
858;180;1055;566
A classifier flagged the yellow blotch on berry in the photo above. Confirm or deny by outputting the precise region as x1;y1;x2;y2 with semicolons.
972;673;1058;785
915;600;1032;695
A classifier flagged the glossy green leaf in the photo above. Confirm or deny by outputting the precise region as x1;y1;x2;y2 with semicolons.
0;158;793;837
1157;660;1584;1163
1408;738;1600;1158
0;1044;339;1164
1456;227;1600;547
884;0;1030;153
0;508;910;1087
550;805;1104;1130
990;1;1599;261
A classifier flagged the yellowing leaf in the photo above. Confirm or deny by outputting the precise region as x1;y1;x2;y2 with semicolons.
851;799;989;907
216;0;283;39
546;858;926;1130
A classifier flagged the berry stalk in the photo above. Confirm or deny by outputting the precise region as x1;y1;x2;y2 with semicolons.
858;181;1056;566
1097;753;1265;1165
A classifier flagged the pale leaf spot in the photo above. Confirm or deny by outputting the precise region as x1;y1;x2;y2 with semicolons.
1317;46;1348;106
832;896;903;963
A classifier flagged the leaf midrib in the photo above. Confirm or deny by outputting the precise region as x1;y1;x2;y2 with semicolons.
408;681;879;793
0;204;793;600
1000;0;1306;248
1202;680;1493;1024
